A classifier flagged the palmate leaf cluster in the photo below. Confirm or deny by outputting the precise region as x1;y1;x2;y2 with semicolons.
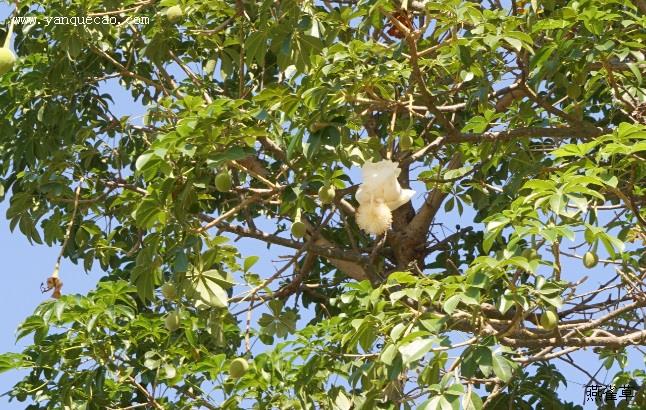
0;0;645;408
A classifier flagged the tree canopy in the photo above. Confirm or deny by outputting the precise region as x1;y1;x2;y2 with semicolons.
1;0;646;408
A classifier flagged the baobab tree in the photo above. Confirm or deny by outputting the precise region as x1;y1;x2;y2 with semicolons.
1;0;645;408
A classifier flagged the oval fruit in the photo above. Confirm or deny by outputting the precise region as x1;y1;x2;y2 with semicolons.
318;185;336;204
522;248;538;260
229;357;249;379
582;251;598;269
291;221;306;238
161;283;177;300
567;84;581;100
215;171;233;192
164;311;181;332
0;48;16;75
166;5;184;23
204;59;216;76
540;309;558;331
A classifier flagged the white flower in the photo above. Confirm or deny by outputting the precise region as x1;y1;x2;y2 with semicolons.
354;159;415;235
355;159;415;211
355;198;392;235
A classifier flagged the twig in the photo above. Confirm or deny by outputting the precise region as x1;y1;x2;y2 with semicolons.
90;45;166;93
196;194;265;233
230;160;278;189
126;376;163;410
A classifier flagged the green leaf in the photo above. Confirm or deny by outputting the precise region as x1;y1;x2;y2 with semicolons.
333;390;352;410
399;338;434;366
16;316;48;342
243;255;259;272
131;264;161;302
549;192;564;214
627;62;643;85
380;344;398;366
135;152;155;171
492;353;513;382
504;36;523;51
173;251;189;273
443;294;462;315
462;391;484;410
0;353;28;374
206;147;256;166
245;31;268;66
483;216;510;252
498;292;515;315
303;132;322;159
476;347;493;377
258;302;299;338
598;232;624;257
186;268;229;308
421;395;453;410
462;116;490;133
388;271;418;284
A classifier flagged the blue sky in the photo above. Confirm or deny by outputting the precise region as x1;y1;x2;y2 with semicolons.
0;2;643;409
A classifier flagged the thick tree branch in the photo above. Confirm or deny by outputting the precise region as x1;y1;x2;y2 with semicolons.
198;216;367;264
406;152;463;237
445;126;608;144
502;329;646;349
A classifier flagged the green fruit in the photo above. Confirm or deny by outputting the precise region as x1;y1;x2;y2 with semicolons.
215;172;233;192
522;248;538;260
0;47;16;75
166;5;184;23
583;251;598;269
164;311;181;332
567;84;581;100
204;59;216;76
291;221;306;238
318;185;336;204
400;135;412;151
540;309;559;331
161;283;177;300
229;358;249;379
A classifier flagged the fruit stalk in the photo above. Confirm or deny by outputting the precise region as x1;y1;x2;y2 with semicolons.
3;16;13;49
